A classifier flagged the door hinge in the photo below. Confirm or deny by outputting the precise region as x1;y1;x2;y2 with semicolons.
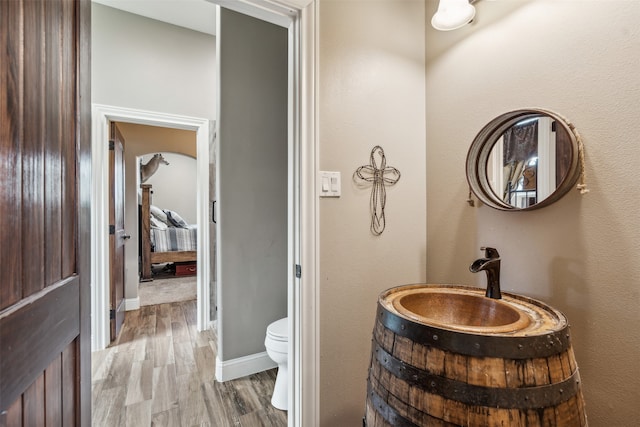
295;264;302;279
110;309;116;320
108;140;115;150
109;225;115;235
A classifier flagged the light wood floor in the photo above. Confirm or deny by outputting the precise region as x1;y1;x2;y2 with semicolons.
91;300;287;427
138;275;197;307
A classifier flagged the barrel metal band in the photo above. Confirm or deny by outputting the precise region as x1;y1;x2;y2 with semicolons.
378;303;572;359
373;341;581;410
366;382;419;427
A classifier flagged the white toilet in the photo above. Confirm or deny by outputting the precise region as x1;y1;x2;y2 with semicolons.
265;317;288;411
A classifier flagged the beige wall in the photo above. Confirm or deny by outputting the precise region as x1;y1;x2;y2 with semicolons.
318;1;427;424
425;0;640;424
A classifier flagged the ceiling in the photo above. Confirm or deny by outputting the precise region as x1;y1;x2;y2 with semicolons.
100;0;520;59
92;0;217;35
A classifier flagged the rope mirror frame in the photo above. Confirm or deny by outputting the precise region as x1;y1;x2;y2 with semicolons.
466;108;588;211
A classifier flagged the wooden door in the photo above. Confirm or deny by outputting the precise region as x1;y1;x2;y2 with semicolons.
0;0;91;425
109;123;127;340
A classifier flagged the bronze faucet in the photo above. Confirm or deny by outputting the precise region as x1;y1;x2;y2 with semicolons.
470;247;502;299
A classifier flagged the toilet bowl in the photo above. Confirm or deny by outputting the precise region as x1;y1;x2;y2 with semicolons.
265;317;288;411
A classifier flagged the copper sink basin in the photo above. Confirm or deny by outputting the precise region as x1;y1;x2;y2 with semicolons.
388;286;534;334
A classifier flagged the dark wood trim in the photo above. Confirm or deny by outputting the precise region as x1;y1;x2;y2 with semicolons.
21;0;45;300
151;251;198;264
76;0;92;424
141;184;153;280
0;277;80;409
109;124;126;341
0;0;24;311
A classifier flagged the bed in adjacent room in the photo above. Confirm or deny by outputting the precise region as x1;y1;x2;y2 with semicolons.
140;184;197;280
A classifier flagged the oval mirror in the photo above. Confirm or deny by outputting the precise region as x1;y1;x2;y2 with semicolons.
466;109;584;211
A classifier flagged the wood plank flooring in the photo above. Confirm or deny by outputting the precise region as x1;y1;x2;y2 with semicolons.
138;275;197;307
92;300;287;427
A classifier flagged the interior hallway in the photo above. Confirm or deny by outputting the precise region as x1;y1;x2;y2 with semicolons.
91;300;287;426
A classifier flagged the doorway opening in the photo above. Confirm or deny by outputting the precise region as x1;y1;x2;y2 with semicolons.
91;105;212;351
137;147;198;307
90;1;318;425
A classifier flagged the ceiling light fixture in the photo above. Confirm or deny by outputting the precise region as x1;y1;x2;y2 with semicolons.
431;0;476;31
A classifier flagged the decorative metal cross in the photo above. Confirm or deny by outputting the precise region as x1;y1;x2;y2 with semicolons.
354;146;401;236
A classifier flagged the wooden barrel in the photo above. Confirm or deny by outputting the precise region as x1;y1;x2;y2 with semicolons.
364;285;587;427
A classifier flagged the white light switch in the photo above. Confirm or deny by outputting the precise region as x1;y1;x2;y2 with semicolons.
322;176;330;191
319;171;341;197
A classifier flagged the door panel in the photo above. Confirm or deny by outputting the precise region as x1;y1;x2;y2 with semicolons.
0;0;91;424
0;0;24;310
110;123;126;340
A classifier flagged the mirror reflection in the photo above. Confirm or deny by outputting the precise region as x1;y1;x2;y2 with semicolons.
487;115;573;209
466;108;583;211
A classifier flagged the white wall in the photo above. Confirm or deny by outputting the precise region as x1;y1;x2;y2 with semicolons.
141;152;197;224
318;1;427;425
91;3;216;119
217;8;288;361
425;0;640;424
92;3;215;299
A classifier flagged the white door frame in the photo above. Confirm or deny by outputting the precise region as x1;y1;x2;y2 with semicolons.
210;1;318;426
289;5;319;427
91;104;212;351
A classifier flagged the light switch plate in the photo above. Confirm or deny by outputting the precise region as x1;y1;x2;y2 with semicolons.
319;171;341;197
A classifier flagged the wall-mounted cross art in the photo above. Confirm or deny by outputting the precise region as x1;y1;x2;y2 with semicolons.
353;146;401;236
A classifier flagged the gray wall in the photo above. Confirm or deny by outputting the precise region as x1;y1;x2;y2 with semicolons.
92;3;215;299
425;0;640;424
217;8;288;361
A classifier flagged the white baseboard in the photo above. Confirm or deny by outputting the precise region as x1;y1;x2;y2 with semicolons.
125;297;140;311
215;351;276;382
